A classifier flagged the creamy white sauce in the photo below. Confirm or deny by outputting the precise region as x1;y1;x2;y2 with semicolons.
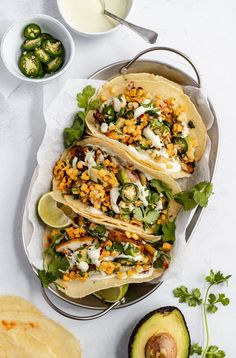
143;126;163;149
72;156;78;168
78;261;89;272
85;150;97;168
135;181;149;207
85;150;97;179
181;121;189;138
103;253;144;262
113;97;122;112
110;187;120;214
100;123;109;133
155;200;163;211
88;246;101;267
58;0;131;33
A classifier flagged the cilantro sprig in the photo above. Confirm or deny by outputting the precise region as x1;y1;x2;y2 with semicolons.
64;85;100;148
173;270;231;357
173;286;202;306
39;255;69;287
38;241;70;289
190;343;203;355
174;182;213;210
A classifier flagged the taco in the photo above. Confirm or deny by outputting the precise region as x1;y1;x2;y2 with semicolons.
85;76;206;178
41;215;172;298
52;137;181;241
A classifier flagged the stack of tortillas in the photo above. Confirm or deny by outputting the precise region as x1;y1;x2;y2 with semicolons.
0;296;82;357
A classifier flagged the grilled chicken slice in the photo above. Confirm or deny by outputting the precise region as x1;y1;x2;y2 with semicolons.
55;237;96;253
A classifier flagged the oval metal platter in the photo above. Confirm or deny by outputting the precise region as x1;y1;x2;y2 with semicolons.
22;47;219;319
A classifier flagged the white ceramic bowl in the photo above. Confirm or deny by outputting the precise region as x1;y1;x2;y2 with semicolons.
1;14;75;83
57;0;133;38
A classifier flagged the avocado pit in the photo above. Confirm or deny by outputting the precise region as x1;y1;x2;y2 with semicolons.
145;333;177;358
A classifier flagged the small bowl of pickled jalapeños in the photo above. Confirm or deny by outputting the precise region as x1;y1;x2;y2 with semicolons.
1;14;75;83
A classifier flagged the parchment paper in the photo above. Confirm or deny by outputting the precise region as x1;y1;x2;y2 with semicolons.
26;79;214;282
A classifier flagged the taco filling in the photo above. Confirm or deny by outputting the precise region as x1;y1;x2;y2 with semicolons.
89;81;202;176
53;143;176;236
41;216;171;289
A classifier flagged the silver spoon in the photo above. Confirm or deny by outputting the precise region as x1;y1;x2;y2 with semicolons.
100;0;158;44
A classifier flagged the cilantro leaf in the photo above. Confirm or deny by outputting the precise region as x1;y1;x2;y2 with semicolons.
173;191;196;210
88;99;101;111
38;270;57;287
190;343;203;355
174;181;213;210
48;255;70;275
207;293;230;313
147;191;160;205
133;207;160;225
39;254;69;287
64;112;85;148
64;85;99;148
77;85;96;109
173;286;202;306
162;221;176;242
88;224;106;239
205;270;231;285
206;345;225;358
193;182;213;207
149;179;172;199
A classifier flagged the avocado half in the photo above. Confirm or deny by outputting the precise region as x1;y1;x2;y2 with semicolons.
128;306;190;358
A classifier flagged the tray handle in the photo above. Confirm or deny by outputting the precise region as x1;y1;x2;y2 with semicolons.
41;284;123;321
120;46;201;88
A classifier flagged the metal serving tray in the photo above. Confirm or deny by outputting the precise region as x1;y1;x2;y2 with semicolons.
22;47;219;320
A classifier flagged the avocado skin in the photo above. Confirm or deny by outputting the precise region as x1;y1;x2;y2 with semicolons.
128;306;191;358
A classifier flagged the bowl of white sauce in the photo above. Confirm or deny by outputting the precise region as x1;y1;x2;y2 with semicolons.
57;0;133;37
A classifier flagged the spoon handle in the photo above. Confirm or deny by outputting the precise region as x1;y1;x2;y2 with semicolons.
104;9;158;44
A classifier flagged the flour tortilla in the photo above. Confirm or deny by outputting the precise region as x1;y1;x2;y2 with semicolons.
105;72;184;91
55;267;163;299
0;311;82;358
52;137;181;242
0;295;42;315
86;77;206;179
42;221;165;299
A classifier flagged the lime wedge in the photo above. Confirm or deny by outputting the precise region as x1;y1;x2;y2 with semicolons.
94;284;129;303
37;192;71;228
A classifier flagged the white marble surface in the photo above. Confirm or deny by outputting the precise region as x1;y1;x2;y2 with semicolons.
0;0;236;357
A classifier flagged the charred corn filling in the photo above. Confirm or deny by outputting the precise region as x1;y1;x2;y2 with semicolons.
93;83;198;174
54;145;173;232
45;217;171;282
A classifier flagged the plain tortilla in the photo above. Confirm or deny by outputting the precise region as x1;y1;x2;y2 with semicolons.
86;77;206;179
104;72;184;91
0;295;42;315
55;267;163;299
0;311;82;358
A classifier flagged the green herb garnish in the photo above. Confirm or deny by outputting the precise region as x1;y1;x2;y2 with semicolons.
64;85;101;148
190;343;203;355
173;270;231;357
173;286;202;307
64;111;85;148
162;222;176;242
174;181;213;210
38;254;70;287
149;179;172;199
133;207;160;225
